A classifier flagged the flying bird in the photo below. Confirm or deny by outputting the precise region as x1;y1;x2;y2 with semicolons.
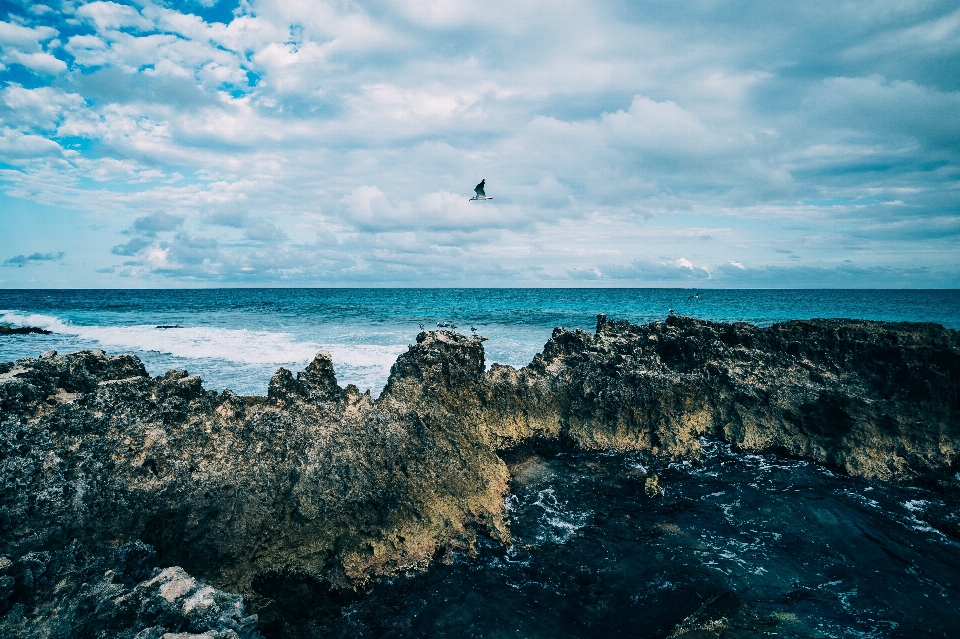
469;179;492;201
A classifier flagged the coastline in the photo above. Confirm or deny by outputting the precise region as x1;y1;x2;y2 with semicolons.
2;314;958;637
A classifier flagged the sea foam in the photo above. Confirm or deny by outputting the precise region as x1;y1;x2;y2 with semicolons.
0;311;407;392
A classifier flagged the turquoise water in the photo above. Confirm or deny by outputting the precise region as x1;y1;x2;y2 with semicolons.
2;289;959;396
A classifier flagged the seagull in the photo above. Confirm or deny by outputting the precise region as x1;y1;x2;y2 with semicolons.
469;179;492;201
669;309;676;316
687;292;701;301
470;326;478;334
419;323;425;330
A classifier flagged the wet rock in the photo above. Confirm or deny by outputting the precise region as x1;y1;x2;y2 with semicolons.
645;475;662;498
667;591;818;638
0;323;52;336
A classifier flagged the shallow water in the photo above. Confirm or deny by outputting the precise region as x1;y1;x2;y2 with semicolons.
2;289;959;396
297;440;960;639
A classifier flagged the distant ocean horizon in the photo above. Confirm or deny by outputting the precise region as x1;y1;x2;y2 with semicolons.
3;288;959;397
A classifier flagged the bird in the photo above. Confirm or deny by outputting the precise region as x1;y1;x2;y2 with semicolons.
687;292;701;301
470;179;492;201
470;326;478;334
669;309;676;316
419;323;425;330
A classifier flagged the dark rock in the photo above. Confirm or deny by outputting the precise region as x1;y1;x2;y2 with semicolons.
0;324;52;336
667;591;820;638
0;541;261;638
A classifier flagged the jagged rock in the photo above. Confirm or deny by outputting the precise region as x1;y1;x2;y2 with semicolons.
1;317;958;636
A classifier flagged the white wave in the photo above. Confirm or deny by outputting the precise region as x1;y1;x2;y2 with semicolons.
325;344;407;372
0;310;406;374
902;499;929;513
530;488;591;545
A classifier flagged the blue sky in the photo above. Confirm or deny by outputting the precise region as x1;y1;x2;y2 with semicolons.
0;0;958;287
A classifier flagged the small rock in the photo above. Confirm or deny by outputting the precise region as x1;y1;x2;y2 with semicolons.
645;475;662;498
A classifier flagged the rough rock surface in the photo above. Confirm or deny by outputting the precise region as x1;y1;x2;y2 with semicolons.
2;316;958;636
0;540;261;639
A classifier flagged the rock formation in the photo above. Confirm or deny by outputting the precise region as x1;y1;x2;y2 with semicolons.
0;323;51;335
2;315;958;636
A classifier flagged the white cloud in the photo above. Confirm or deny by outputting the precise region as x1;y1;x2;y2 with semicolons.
0;127;65;158
2;49;65;74
0;20;64;75
76;1;153;32
1;85;84;130
0;21;57;49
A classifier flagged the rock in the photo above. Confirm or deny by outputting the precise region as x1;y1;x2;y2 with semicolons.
1;317;958;635
0;541;261;639
0;323;52;336
644;475;662;498
667;591;819;638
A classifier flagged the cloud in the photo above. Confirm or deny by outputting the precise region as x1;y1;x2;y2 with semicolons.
111;237;153;256
1;84;86;131
3;251;65;267
0;0;958;286
132;211;184;235
242;218;287;242
0;20;65;75
597;258;714;282
339;185;536;233
0;127;65;158
203;210;288;242
76;1;153;32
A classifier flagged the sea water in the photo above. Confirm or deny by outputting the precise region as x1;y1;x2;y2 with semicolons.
2;289;959;396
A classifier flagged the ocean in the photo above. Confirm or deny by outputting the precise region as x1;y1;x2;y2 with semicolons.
2;288;959;396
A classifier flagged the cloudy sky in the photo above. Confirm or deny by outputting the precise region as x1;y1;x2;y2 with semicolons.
1;0;958;287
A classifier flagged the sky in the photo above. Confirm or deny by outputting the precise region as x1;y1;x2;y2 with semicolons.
0;0;958;288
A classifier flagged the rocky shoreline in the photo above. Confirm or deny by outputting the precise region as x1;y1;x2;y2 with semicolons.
2;315;958;637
